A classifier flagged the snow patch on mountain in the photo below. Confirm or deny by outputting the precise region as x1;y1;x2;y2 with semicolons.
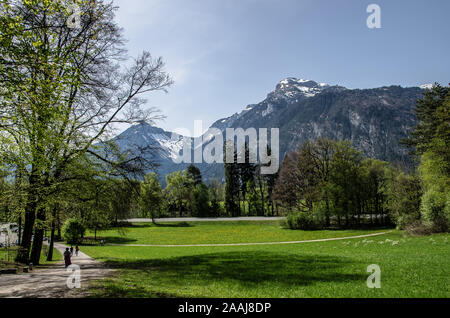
262;104;274;117
420;83;434;90
275;77;330;98
114;123;186;160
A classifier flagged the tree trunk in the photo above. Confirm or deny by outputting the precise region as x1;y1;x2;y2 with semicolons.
47;221;55;261
46;206;57;261
242;192;246;216
15;173;39;264
258;177;265;216
18;213;22;245
325;197;330;227
30;207;46;265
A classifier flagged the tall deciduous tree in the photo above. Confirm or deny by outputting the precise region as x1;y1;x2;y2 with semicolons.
0;0;172;263
140;172;163;223
405;85;450;232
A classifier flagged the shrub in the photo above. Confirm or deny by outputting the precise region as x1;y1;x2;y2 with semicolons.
286;212;320;230
279;218;288;229
62;218;86;245
404;221;432;237
385;172;422;230
421;188;449;232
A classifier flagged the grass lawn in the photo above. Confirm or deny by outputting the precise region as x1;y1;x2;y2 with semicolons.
0;246;63;270
87;221;390;245
80;221;450;298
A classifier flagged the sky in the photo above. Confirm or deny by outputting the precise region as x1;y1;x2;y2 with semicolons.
114;0;450;136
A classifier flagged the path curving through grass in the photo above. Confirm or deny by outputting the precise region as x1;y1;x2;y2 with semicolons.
108;231;393;247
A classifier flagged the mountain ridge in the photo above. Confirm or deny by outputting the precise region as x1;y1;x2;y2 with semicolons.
114;78;428;182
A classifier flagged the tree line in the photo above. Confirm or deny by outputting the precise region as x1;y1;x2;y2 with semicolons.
273;84;449;232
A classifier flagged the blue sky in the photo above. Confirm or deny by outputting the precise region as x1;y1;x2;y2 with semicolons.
115;0;450;136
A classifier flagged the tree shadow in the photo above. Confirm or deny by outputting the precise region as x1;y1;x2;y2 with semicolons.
103;251;365;291
153;222;193;228
113;222;194;229
125;223;153;228
82;236;138;245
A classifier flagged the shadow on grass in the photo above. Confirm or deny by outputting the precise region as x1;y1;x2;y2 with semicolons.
109;222;194;229
153;222;193;228
82;236;138;245
94;251;365;297
279;225;394;232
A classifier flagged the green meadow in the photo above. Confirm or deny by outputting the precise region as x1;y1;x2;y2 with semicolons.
86;221;389;245
80;221;450;298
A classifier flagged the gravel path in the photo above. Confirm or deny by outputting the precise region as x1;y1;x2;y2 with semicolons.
0;243;111;298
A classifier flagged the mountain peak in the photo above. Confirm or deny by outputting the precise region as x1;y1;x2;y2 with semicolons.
279;77;325;86
274;77;329;98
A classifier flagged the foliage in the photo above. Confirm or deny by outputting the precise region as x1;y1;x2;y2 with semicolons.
404;221;432;237
0;0;172;263
165;171;190;217
224;141;241;217
384;170;422;230
62;218;85;245
275;138;392;229
139;173;163;221
186;165;202;186
285;212;320;230
208;179;224;217
406;85;450;232
191;183;211;217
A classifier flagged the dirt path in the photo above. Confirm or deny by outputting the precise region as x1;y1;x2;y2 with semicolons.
110;231;393;247
0;243;111;298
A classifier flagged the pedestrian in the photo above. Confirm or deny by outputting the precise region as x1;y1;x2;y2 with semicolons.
75;245;79;256
70;246;74;256
64;248;72;268
100;239;104;246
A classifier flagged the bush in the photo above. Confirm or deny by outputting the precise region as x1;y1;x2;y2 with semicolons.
385;172;422;230
404;221;432;237
62;218;86;245
421;188;449;233
286;212;320;230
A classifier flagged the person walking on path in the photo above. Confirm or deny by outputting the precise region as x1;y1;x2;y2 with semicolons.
64;248;72;268
70;246;74;256
75;246;79;256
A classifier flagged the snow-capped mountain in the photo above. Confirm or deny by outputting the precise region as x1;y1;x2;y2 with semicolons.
114;124;185;161
211;78;346;129
113;77;429;182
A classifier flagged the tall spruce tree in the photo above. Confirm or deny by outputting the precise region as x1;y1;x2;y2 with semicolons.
224;141;240;217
